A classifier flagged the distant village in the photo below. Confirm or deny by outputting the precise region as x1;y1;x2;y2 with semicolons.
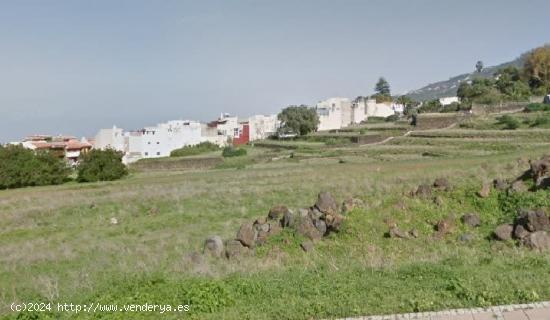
12;95;462;164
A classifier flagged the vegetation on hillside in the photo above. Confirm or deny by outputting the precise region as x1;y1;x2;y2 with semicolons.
222;146;247;158
0;145;69;189
77;149;128;182
170;142;220;157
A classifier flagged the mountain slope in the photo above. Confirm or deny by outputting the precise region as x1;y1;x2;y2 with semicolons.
407;53;526;101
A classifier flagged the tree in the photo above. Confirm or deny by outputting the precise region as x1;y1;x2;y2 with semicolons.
77;149;128;182
395;95;419;115
417;99;443;113
524;45;550;94
277;105;319;136
0;145;69;189
475;60;484;73
375;77;391;95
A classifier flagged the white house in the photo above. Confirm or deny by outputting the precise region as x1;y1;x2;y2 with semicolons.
140;120;202;158
316;97;353;131
248;114;279;141
316;97;401;131
94;126;125;152
439;96;460;106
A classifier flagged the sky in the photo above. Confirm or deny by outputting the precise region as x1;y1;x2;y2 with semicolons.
1;0;549;142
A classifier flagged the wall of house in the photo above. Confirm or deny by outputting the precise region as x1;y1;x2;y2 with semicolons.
365;100;395;118
439;96;460;106
316;98;350;131
248;115;279;141
141;120;202;158
233;123;250;145
94;126;125;151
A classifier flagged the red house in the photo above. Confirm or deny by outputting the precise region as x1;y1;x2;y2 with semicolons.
233;122;250;145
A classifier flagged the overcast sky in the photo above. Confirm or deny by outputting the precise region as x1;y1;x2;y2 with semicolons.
1;0;549;142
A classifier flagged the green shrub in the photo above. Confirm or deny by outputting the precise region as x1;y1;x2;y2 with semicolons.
77;149;128;182
385;114;399;122
170;142;220;157
222;147;247;158
366;116;386;123
0;145;69;189
496;115;520;130
524;103;550;112
530;115;550;127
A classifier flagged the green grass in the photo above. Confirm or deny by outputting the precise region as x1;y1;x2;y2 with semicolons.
2;118;550;319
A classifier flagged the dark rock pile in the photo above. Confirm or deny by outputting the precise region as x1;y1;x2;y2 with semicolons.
204;192;364;259
494;208;550;251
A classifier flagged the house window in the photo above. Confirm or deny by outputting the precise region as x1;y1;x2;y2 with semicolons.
144;152;148;156
156;142;160;144
156;152;160;156
234;128;240;137
148;141;151;145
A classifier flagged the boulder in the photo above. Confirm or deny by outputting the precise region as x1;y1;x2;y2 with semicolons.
325;213;344;232
529;157;550;184
315;191;339;215
435;215;455;237
494;224;514;241
268;205;290;220
461;213;481;228
308;207;324;220
297;208;309;218
300;240;314;252
493;178;509;191
389;226;409;239
341;197;364;214
522;231;550;251
409;228;419;238
415;184;432;198
516;209;549;232
513;224;530;240
477;182;491;198
281;211;295;228
204;235;224;257
433;177;450;191
295;216;323;241
253;219;270;233
225;240;249;259
255;230;269;245
268;222;282;236
110;217;118;225
510;180;527;193
313;219;327;235
236;223;257;248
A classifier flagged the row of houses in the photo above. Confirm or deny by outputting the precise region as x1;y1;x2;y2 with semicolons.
12;94;438;165
94;113;279;163
19;135;93;165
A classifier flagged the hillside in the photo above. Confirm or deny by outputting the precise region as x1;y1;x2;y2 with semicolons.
407;52;527;101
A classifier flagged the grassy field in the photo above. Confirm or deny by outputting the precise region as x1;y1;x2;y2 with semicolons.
1;113;550;319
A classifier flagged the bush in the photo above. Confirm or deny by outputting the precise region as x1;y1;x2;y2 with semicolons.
530;115;550;127
385;114;399;122
170;142;220;157
222;147;247;158
524;103;550;112
496;115;520;130
77;149;128;182
0;145;69;189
